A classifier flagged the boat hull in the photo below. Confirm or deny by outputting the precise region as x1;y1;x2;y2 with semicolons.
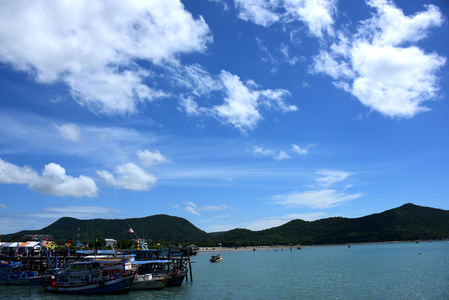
0;275;51;286
165;271;187;287
132;279;166;290
44;273;134;294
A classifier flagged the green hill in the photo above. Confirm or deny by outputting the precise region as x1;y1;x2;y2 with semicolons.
2;203;449;246
212;203;449;245
2;214;209;243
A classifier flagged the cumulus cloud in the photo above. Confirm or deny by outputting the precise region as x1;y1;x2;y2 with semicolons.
313;0;446;118
0;158;98;197
137;149;170;167
273;189;363;209
213;71;296;132
234;0;337;38
283;0;337;38
0;0;212;115
55;123;81;143
97;163;157;191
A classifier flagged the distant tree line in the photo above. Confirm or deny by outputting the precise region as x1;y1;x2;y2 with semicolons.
2;204;449;247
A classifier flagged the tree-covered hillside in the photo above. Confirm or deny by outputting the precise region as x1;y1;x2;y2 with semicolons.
2;204;449;246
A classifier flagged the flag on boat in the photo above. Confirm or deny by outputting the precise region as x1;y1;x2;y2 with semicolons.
129;228;134;233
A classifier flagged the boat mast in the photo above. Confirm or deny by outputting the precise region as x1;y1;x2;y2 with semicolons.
124;220;149;251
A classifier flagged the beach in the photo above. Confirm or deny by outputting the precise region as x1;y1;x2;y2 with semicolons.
198;240;436;253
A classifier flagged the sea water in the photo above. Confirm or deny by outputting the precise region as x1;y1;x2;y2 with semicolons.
1;241;448;299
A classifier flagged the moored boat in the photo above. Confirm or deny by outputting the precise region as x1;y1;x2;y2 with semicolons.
0;258;52;286
44;261;135;294
165;268;187;287
132;273;168;290
131;260;169;290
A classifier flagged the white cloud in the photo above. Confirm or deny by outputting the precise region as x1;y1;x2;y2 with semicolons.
179;96;201;116
365;0;443;46
291;144;307;155
283;0;337;38
0;204;8;209
316;169;351;186
201;204;233;212
214;72;262;132
182;201;232;216
0;0;212;115
280;43;302;65
55;123;81;143
137;149;170;167
67;68;168;115
313;1;446;118
234;0;337;38
0;158;98;197
350;44;445;118
185;205;201;216
171;64;223;97
170;204;181;210
235;0;281;27
213;71;296;133
253;146;291;161
273;189;363;209
97;163;157;191
31;206;124;219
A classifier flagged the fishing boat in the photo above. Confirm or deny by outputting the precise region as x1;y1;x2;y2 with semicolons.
131;260;169;290
0;257;52;286
210;254;223;262
44;261;135;294
166;267;187;287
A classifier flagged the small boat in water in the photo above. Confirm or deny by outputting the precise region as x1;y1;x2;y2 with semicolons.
210;254;223;262
44;261;135;294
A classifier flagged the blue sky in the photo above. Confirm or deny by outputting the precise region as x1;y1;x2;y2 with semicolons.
0;0;448;235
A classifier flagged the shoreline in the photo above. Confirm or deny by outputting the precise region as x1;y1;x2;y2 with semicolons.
198;240;442;253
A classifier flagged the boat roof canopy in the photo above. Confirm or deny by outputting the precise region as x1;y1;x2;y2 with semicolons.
132;260;170;265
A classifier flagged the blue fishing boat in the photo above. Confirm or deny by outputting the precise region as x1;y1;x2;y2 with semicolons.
44;261;135;294
0;257;51;286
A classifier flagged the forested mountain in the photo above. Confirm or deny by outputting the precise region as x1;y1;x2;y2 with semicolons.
3;204;449;246
3;214;209;243
213;203;449;245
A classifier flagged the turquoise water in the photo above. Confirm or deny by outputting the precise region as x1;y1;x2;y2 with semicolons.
1;241;448;299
